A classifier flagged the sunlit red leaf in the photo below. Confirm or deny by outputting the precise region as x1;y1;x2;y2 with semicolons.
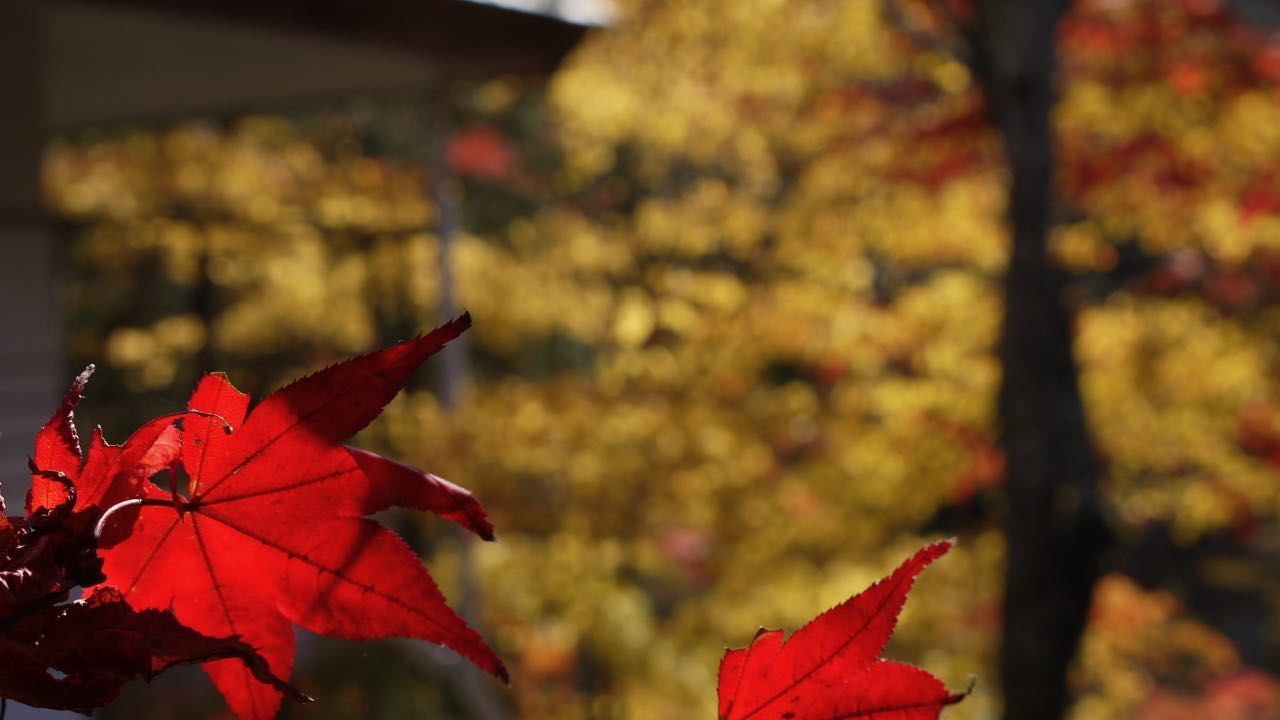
27;364;94;514
94;313;504;720
717;540;964;720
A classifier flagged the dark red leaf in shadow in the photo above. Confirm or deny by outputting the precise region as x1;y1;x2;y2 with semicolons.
0;586;302;714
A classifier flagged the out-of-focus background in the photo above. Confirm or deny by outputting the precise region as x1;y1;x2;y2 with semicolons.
3;0;1280;718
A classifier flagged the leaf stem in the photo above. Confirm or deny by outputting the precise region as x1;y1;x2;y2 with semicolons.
94;498;180;540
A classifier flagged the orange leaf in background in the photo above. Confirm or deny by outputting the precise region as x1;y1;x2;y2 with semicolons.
717;539;965;720
1139;669;1280;720
447;124;517;181
91;313;504;720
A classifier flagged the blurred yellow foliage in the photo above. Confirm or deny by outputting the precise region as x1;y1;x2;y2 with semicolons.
42;0;1280;717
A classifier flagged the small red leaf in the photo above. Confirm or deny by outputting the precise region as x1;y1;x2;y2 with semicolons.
717;539;965;720
27;365;94;514
77;420;183;515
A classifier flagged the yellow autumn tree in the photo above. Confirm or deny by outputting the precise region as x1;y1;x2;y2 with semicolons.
40;1;1280;718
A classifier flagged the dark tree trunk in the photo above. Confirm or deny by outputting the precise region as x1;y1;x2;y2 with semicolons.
970;2;1111;718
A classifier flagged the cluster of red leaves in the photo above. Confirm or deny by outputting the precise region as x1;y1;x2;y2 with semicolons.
2;315;503;718
1058;0;1280;215
1;312;964;719
0;369;301;713
1132;249;1280;315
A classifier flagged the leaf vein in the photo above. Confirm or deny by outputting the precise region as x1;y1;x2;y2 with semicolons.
736;570;914;720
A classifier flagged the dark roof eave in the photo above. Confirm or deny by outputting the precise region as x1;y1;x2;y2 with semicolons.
106;0;590;76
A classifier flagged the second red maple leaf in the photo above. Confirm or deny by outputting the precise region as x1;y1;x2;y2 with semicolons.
718;539;966;720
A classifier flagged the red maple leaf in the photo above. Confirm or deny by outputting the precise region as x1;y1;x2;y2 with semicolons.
717;539;966;720
4;416;299;713
39;314;503;719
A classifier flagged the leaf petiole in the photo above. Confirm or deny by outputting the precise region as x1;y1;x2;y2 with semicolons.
94;497;184;540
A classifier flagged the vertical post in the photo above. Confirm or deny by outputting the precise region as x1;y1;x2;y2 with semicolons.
0;3;63;508
427;98;506;720
971;2;1111;718
432;113;470;410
